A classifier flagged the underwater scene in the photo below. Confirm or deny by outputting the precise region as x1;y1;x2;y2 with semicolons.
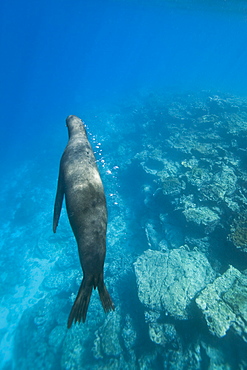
1;0;247;369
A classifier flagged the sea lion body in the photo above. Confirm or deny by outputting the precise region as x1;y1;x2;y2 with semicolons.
53;115;114;328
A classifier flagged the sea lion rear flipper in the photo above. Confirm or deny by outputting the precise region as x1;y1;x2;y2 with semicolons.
53;168;64;233
67;278;93;328
97;277;115;313
67;275;114;328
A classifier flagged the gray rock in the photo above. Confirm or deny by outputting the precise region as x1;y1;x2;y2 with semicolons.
227;112;247;135
200;342;232;370
145;221;161;249
48;325;66;350
160;176;185;196
93;311;122;359
138;352;161;370
61;326;87;369
42;269;78;292
149;322;178;348
160;214;184;249
134;248;215;319
163;342;202;370
229;217;247;252
122;314;136;350
183;206;220;232
135;148;181;180
184;236;210;254
213;165;237;198
196;265;247;340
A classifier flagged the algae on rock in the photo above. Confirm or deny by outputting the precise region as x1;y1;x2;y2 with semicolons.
134;248;215;319
196;265;247;340
183;206;220;232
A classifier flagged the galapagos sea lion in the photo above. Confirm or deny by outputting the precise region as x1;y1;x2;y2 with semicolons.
53;115;114;328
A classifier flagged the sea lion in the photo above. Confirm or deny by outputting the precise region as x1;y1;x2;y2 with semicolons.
53;115;114;328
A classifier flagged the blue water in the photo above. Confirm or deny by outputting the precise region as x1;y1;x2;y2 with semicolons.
1;0;247;167
1;0;247;368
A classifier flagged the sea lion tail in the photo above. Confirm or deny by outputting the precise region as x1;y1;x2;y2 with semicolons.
67;278;93;328
97;275;115;313
67;276;114;328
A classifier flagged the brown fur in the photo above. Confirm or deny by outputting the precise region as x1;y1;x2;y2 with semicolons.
53;115;114;328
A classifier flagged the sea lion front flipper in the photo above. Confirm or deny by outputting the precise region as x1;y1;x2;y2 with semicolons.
53;167;64;233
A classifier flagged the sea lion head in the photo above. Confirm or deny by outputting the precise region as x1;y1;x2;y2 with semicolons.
66;115;83;127
66;115;86;138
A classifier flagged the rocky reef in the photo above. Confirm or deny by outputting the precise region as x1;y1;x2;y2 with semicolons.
1;91;247;369
134;248;215;319
196;265;247;340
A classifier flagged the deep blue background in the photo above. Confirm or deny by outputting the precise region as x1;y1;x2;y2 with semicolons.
1;0;247;170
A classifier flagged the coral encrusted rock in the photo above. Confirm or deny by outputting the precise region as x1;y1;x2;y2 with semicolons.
196;265;247;341
134;248;215;319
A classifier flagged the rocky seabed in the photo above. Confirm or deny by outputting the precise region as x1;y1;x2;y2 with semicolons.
1;91;247;369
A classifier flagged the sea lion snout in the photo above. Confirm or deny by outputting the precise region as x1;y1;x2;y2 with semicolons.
66;114;77;121
66;115;81;126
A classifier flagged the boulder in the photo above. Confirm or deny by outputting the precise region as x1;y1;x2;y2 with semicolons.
134;248;215;319
196;265;247;341
183;206;220;232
